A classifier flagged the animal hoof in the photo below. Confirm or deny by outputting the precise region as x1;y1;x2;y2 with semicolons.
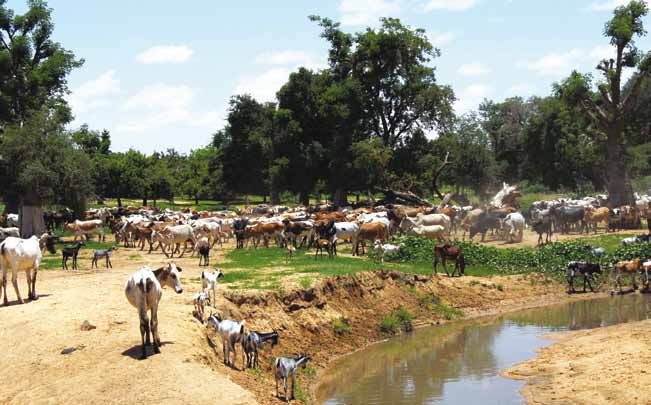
140;354;147;360
153;346;161;354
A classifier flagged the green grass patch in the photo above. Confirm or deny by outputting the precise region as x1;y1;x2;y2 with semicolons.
435;303;464;320
379;307;414;335
332;318;352;336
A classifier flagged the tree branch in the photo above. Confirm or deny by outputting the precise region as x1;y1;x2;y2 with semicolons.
431;151;450;200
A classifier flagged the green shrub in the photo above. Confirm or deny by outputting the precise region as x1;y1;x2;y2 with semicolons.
496;283;504;291
332;318;352;336
436;303;464;320
379;314;400;335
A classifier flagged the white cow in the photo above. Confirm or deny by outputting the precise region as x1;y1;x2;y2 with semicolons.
411;213;451;235
502;212;526;243
334;222;359;244
1;233;55;305
399;216;449;239
155;224;196;258
124;263;183;359
0;227;20;241
65;219;105;242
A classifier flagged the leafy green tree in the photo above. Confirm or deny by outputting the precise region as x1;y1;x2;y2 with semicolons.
0;0;83;126
0;111;93;220
179;147;213;205
556;0;651;205
311;16;454;148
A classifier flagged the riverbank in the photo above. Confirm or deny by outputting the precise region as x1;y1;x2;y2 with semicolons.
213;270;604;404
504;316;651;405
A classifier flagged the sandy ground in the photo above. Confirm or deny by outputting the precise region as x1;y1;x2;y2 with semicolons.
504;319;651;405
0;227;635;404
0;246;256;405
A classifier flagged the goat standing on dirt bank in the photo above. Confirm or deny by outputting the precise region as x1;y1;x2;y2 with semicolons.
124;263;183;360
201;269;223;307
242;330;279;369
274;354;311;402
206;313;246;368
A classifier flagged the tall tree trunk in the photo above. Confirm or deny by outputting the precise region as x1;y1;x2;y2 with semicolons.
271;190;280;205
19;205;46;238
332;189;347;207
263;195;267;203
299;190;309;206
142;198;148;207
195;195;199;206
117;197;122;207
606;133;635;206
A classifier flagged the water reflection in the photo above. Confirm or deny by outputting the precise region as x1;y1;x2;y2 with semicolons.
317;294;651;405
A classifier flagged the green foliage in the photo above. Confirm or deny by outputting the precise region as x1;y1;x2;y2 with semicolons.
380;307;414;335
435;303;464;320
331;318;352;336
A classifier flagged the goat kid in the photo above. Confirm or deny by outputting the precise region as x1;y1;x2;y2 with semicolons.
274;354;311;402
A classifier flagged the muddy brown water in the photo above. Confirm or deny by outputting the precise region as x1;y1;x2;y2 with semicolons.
316;294;651;405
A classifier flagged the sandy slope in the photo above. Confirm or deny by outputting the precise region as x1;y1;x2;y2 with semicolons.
505;319;651;405
0;248;256;405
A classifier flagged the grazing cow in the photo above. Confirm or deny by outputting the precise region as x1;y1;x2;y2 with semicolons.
201;269;223;307
124;263;183;359
333;222;360;254
0;227;20;242
532;216;553;245
1;233;56;305
197;237;211;266
353;222;388;256
233;218;249;249
206;314;246;368
566;261;601;293
91;246;117;268
242;330;279;369
314;238;333;260
468;212;504;242
274;354;311;402
400;217;447;241
501;212;525;243
614;258;641;292
410;213;451;236
433;244;465;277
65;219;105;242
282;219;313;249
193;221;223;248
62;241;84;270
155;224;196;258
551;206;585;234
583;207;610;234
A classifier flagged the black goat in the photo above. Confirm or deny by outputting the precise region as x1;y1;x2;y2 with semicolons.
242;330;279;369
62;241;84;270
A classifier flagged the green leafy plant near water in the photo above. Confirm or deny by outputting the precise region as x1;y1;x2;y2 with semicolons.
379;307;414;335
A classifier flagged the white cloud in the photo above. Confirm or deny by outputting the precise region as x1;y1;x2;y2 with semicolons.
136;45;194;64
424;0;477;11
68;70;120;114
234;68;292;103
458;62;490;76
518;45;617;76
254;49;325;71
428;31;455;46
118;83;220;132
455;84;490;113
587;0;649;11
338;0;401;26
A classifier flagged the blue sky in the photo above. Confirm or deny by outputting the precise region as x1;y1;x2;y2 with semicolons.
7;0;651;153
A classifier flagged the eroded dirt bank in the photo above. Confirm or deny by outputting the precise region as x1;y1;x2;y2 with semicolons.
504;318;651;405
214;271;602;404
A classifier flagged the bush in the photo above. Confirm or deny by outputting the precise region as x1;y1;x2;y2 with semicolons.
379;314;400;335
436;303;464;320
332;318;352;336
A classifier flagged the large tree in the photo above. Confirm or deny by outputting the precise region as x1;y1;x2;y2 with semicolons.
556;0;651;205
310;16;455;149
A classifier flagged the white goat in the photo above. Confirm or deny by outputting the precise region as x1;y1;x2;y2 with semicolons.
274;354;311;402
1;233;55;305
206;314;246;368
193;291;211;322
201;269;223;307
124;263;184;359
373;240;401;263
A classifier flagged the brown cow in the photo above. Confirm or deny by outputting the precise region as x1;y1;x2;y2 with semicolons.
583;207;610;234
433;244;465;277
353;222;388;256
614;258;641;292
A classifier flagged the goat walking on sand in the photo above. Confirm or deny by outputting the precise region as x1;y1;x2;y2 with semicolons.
193;291;210;322
91;246;117;268
242;330;279;369
274;354;311;402
206;314;246;368
124;263;183;359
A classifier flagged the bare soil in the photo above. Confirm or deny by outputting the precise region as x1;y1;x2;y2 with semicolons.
0;231;617;404
504;319;651;405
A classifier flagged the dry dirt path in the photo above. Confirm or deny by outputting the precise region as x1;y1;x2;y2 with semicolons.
0;245;256;405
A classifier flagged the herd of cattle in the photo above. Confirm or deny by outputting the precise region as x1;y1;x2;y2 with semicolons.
4;195;651;401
